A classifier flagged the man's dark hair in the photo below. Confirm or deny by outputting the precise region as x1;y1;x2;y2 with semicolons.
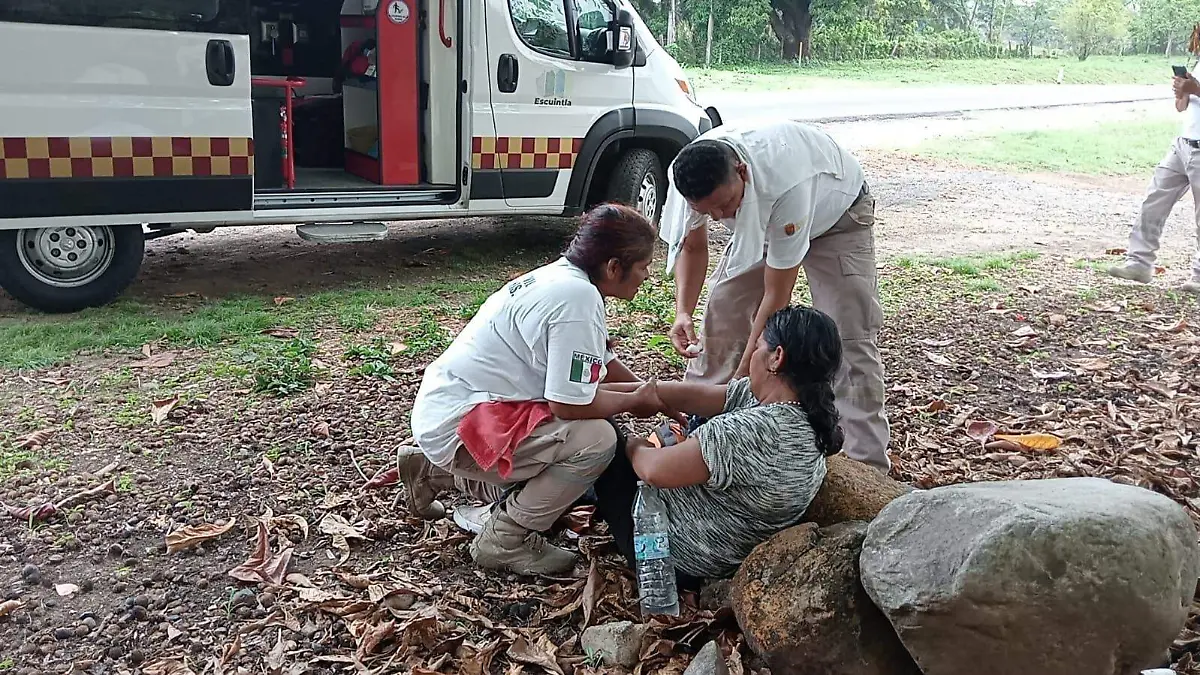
672;140;739;201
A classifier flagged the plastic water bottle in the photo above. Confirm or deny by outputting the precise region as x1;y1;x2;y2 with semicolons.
633;481;680;617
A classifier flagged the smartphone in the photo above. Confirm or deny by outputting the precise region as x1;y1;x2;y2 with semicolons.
1173;65;1189;78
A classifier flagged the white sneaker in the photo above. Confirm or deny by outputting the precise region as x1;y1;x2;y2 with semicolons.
453;503;494;535
1180;278;1200;294
1105;262;1153;284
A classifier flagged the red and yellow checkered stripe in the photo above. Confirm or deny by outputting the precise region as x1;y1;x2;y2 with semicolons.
472;136;582;171
0;137;254;179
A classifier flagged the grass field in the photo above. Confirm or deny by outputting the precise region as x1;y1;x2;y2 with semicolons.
687;55;1179;92
912;117;1179;175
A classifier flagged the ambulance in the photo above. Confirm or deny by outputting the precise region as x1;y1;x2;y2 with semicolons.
0;0;720;312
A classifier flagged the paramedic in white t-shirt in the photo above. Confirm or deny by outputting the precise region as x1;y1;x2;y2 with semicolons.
660;119;891;472
1106;73;1200;294
402;204;678;577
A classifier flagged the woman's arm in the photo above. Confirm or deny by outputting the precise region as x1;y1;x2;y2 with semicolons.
626;436;710;489
599;381;728;418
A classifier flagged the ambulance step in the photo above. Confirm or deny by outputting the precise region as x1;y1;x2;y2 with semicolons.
295;222;389;243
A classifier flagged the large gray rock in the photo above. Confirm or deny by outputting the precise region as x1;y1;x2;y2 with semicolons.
861;477;1200;675
731;521;922;675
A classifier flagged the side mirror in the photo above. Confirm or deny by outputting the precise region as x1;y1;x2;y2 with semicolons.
611;8;635;69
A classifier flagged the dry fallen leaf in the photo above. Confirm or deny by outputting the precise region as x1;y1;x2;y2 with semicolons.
0;600;24;617
265;632;287;672
165;519;237;553
508;635;564;675
262;327;300;339
994;433;1062;452
16;428;55;450
273;296;295;306
924;399;949;413
132;352;177;369
150;397;179;425
311;422;331;439
4;502;57;522
143;659;198;675
1073;357;1111;371
918;337;955;347
925;351;954;367
142;343;153;358
462;639;505;675
1153;318;1189;333
966;421;998;444
390;341;409;355
363;467;399;490
356;620;397;660
228;521;293;586
314;382;333;396
319;513;368;565
54;583;80;597
1031;369;1072;381
1105;247;1127;256
1048;313;1067;326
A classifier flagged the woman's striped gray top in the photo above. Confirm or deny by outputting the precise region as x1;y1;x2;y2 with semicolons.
653;377;828;579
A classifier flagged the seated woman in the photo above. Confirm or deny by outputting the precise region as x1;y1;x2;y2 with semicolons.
593;305;843;584
400;204;678;578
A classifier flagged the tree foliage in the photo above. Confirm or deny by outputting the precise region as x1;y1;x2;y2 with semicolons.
1059;0;1129;60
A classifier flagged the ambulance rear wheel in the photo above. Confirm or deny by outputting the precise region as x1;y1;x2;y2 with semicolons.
606;149;666;224
0;224;145;314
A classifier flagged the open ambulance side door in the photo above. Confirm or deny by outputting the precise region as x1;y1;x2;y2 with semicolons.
0;0;253;312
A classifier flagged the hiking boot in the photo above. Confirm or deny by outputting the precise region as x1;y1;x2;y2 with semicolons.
397;446;454;520
1180;278;1200;294
452;503;494;535
469;509;577;576
1105;262;1153;284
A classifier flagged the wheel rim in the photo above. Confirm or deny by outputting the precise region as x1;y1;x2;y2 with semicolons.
636;171;659;222
17;226;116;288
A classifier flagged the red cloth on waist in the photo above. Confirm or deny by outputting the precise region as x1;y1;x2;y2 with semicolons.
457;401;554;480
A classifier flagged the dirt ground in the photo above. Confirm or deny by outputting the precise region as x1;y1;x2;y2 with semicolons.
2;115;1200;675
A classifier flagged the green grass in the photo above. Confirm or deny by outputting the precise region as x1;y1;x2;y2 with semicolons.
913;118;1178;175
687;55;1176;93
251;337;318;397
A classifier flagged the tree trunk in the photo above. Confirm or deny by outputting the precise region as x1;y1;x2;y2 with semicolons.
1166;34;1173;57
667;0;677;46
769;0;812;62
704;0;714;69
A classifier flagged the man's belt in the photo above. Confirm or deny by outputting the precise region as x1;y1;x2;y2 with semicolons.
1185;138;1200;149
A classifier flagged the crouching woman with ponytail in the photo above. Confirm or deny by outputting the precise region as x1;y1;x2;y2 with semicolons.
593;305;843;584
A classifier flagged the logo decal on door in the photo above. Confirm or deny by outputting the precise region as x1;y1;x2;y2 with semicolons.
386;0;410;24
534;70;571;107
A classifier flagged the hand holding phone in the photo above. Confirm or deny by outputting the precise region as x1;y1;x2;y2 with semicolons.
1173;65;1189;79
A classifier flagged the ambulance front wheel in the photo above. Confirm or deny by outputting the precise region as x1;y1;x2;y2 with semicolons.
606;148;667;225
0;225;145;314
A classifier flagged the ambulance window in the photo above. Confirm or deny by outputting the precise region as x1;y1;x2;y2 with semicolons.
573;0;614;62
0;0;233;32
509;0;571;58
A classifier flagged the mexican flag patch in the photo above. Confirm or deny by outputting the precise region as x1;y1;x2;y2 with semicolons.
569;351;603;384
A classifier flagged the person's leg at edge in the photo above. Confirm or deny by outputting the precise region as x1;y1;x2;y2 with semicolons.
1110;138;1190;283
590;421;702;592
802;192;891;473
1181;142;1200;294
465;418;618;576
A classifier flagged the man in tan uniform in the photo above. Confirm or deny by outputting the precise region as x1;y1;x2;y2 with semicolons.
660;119;891;472
1107;72;1200;293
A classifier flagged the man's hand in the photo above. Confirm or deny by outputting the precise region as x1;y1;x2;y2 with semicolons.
1174;75;1200;98
669;313;699;357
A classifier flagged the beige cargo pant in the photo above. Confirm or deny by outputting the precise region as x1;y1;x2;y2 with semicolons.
1125;136;1200;280
685;191;891;472
437;417;617;532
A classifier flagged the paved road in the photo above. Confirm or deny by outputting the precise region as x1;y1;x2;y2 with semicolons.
700;84;1168;123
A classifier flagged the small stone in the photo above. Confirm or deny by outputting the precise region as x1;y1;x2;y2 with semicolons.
151;570;165;583
234;606;252;620
108;544;125;558
130;606;148;621
47;554;64;564
111;581;127;593
132;594;151;608
74;623;90;637
20;564;39;580
230;588;256;609
18;642;39;655
129;649;145;665
79;579;94;593
683;641;729;675
258;592;276;608
580;621;648;668
82;616;97;629
196;578;209;590
54;627;74;640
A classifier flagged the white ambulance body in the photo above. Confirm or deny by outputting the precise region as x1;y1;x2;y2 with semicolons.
0;0;719;312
